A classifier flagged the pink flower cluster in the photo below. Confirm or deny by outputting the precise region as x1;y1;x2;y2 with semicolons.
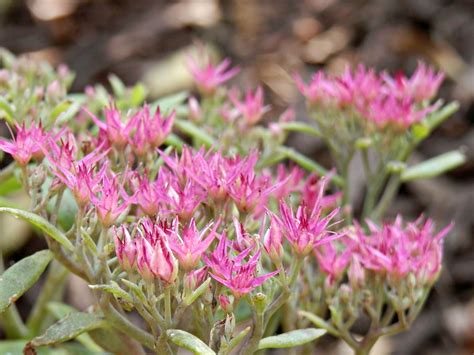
88;105;174;156
295;62;443;128
315;216;451;287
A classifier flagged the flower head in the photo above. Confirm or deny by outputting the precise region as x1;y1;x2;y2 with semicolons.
168;218;220;270
229;86;271;126
114;225;138;271
272;181;340;256
187;55;240;95
135;218;178;283
0;122;50;165
354;216;452;284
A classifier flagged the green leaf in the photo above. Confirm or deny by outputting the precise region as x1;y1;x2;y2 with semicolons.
130;83;148;107
174;119;216;148
166;329;215;355
257;328;326;350
0;97;14;125
401;150;466;182
47;302;104;352
0;250;52;313
0;175;22;196
223;326;250;354
0;207;74;251
89;282;133;304
276;146;344;187
152;91;188;114
108;74;126;98
30;311;105;347
184;278;211;306
54;101;81;125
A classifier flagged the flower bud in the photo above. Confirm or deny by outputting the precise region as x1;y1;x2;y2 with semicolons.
188;97;202;122
218;294;233;314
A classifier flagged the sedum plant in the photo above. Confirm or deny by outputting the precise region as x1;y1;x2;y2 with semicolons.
0;48;465;354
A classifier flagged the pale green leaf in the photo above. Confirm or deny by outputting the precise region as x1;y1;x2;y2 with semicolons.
0;207;74;251
257;328;326;350
401;150;466;182
31;312;105;347
0;250;52;313
167;329;215;355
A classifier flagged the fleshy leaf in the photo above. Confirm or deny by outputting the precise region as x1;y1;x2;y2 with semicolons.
0;207;74;251
257;328;326;350
47;302;104;352
166;329;216;355
401;150;466;182
0;97;14;125
152;91;188;114
30;312;105;347
0;250;52;313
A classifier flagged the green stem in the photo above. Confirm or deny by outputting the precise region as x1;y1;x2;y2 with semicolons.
276;146;344;187
242;304;265;355
26;260;68;335
278;122;322;137
99;295;154;350
370;174;401;221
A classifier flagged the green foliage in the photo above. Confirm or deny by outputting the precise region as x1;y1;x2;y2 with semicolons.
0;250;52;313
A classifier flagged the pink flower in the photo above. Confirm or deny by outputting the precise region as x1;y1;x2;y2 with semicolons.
263;216;283;264
136;218;178;283
187;55;240;95
272;165;305;201
0;122;50;165
354;216;452;284
184;266;208;291
168;218;220;270
144;106;175;148
314;237;353;285
272;181;340;256
204;229;278;298
382;62;444;102
301;172;342;210
362;95;436;128
229;86;271;126
130;171;165;216
114;225;138;271
91;171;134;227
209;250;279;298
88;106;134;149
44;136;109;207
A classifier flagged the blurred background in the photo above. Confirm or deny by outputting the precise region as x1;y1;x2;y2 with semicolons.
0;0;473;354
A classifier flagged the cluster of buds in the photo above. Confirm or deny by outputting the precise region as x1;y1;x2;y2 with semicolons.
0;49;458;355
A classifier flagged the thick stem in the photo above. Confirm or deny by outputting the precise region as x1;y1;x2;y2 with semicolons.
242;305;264;355
371;175;401;221
99;295;154;351
26;260;68;335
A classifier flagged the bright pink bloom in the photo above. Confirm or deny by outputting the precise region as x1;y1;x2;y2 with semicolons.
136;218;178;283
43;134;108;206
144;107;175;148
263;216;283;264
130;171;165;216
114;225;138;271
91;171;134;227
168;219;219;270
363;95;436;128
229;86;271;126
209;250;279;298
382;62;444;102
0;122;50;165
314;237;353;285
272;182;340;256
272;165;305;201
301;172;342;210
184;267;208;291
187;55;240;95
88;106;134;149
354;216;452;284
164;177;206;221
